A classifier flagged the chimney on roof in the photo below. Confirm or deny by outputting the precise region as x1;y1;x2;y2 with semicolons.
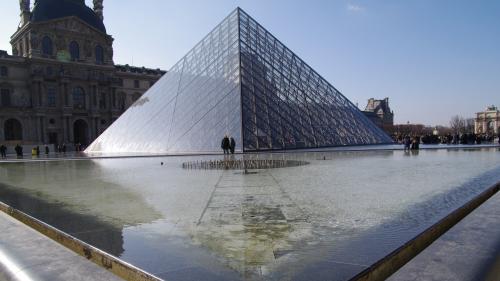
19;0;31;26
93;0;104;21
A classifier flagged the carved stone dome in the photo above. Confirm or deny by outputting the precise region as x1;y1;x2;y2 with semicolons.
31;0;106;33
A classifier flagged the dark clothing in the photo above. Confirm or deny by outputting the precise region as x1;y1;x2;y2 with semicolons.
403;136;411;151
0;145;6;158
230;138;236;154
45;146;49;155
15;145;23;157
221;137;230;154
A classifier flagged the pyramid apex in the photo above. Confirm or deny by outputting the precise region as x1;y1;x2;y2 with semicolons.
87;6;391;154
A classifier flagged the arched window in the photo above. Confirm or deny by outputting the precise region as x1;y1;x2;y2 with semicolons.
72;87;85;109
95;45;104;64
69;41;80;61
0;66;7;77
4;119;23;141
487;121;494;132
42;36;53;56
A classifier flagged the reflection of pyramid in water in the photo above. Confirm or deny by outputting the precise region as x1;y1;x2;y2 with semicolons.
86;8;392;154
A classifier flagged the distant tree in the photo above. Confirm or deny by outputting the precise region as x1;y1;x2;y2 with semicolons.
435;125;452;135
465;118;475;134
450;115;466;134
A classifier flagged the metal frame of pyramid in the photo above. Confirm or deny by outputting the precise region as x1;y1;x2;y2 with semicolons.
86;8;392;154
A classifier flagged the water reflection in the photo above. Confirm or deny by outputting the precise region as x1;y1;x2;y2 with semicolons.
0;182;125;256
0;148;499;280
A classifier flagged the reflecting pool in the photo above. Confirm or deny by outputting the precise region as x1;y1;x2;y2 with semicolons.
0;147;499;280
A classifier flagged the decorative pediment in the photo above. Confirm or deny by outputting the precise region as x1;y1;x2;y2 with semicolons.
33;17;109;39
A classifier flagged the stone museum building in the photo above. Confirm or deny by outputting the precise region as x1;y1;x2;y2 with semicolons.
362;97;394;132
0;0;165;148
474;105;499;135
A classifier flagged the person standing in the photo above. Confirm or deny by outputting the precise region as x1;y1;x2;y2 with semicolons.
230;137;236;154
221;135;230;154
0;144;6;158
404;135;411;151
45;145;49;155
15;144;23;157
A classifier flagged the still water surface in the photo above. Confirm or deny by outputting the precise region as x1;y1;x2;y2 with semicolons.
0;147;499;280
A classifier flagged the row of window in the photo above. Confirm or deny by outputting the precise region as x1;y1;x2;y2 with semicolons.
0;87;141;109
42;36;105;64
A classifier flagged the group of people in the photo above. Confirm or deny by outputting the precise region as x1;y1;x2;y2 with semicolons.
221;135;236;154
57;143;67;153
403;135;420;151
30;146;51;156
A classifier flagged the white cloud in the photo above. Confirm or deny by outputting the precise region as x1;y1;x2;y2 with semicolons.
347;3;364;12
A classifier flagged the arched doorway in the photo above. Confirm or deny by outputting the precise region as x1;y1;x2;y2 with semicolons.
4;118;23;141
73;119;88;145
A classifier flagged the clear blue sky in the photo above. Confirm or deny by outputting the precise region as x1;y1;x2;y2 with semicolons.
1;0;499;126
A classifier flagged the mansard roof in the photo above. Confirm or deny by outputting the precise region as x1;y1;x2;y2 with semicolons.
31;0;106;33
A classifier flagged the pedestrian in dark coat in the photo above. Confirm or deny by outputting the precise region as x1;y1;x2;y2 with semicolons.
221;136;230;154
0;145;6;158
230;137;236;154
15;144;23;157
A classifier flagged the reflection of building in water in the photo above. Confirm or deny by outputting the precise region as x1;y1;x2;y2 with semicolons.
474;105;499;135
192;170;312;277
0;0;165;147
0;181;124;256
362;97;394;133
0;159;163;256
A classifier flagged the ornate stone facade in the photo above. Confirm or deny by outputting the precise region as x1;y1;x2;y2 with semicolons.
474;105;499;135
362;97;394;132
0;0;165;148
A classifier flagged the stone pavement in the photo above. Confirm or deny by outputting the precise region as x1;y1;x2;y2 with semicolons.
0;211;124;281
388;191;500;281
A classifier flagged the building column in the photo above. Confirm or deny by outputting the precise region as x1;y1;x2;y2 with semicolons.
38;81;42;107
63;117;70;143
89;117;96;141
0;116;4;141
64;83;69;107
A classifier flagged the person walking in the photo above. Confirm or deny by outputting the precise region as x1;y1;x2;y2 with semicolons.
230;137;236;154
221;135;230;154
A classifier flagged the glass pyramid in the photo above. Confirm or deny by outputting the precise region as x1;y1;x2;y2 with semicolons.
86;8;392;154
